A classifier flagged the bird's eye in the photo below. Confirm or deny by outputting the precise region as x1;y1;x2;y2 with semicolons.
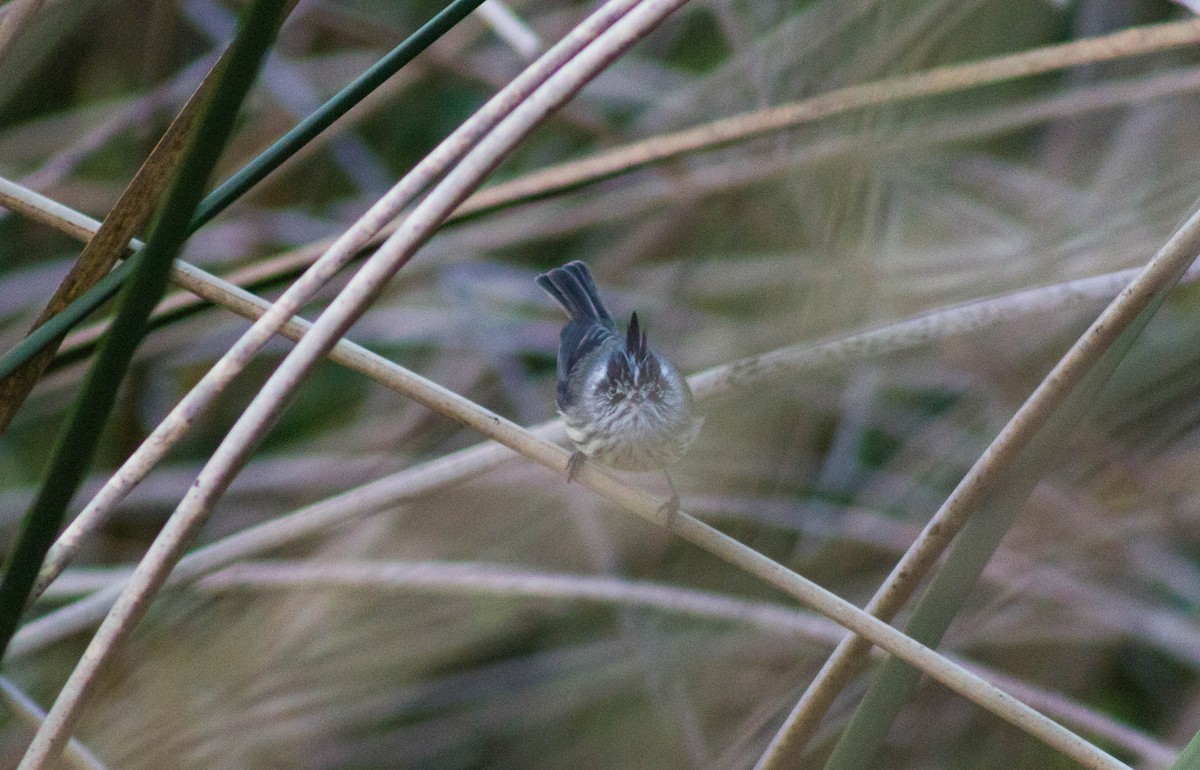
608;388;625;403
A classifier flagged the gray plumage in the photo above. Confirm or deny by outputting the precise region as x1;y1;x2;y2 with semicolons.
536;261;700;472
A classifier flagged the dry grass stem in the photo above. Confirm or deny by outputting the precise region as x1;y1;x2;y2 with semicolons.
756;203;1200;767
478;0;543;60
14;1;699;764
10;267;1134;768
19;0;644;598
0;677;108;770
8;173;1195;609
191;559;1176;766
0;49;224;432
4;7;1195;765
14;2;1137;765
457;18;1200;218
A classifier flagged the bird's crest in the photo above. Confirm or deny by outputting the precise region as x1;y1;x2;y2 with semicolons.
626;312;649;365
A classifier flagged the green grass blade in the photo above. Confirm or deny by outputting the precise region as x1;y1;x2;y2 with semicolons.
1171;730;1200;769
823;291;1175;770
0;51;228;435
0;258;135;382
0;0;484;393
189;0;487;230
0;0;289;664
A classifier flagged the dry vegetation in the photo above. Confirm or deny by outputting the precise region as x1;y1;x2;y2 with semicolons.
2;0;1200;768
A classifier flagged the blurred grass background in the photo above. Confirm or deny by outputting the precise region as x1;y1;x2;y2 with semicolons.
3;0;1200;768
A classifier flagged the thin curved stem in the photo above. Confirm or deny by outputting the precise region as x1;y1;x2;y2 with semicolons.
12;1;680;764
9;169;1194;600
0;0;487;391
24;0;644;603
457;18;1200;219
754;203;1200;768
12;0;290;762
194;559;1173;767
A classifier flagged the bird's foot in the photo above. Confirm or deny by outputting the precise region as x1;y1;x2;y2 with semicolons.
566;451;586;483
658;494;681;530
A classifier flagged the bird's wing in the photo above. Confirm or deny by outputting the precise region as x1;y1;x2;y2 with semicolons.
557;320;616;406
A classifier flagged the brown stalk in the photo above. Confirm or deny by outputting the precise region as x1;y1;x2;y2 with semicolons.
0;47;233;434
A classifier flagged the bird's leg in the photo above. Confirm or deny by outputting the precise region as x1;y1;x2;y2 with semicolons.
566;451;587;483
658;468;681;530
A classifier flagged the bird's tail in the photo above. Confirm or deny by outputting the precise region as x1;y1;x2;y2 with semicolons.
536;261;614;324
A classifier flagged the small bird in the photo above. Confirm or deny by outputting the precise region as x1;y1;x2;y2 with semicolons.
536;261;700;523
